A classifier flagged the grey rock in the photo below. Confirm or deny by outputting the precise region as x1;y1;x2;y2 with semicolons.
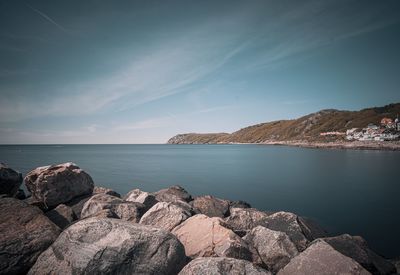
243;226;298;273
28;217;187;275
24;162;94;209
390;257;400;274
81;193;145;222
229;200;251;209
0;163;22;196
65;193;93;218
277;240;371;275
45;204;76;229
140;201;192;231
172;214;252;260
154;185;192;203
124;188;158;211
323;234;396;275
0;197;60;274
191;195;230;218
93;186;121;197
262;211;327;251
224;207;272;236
179;257;271;275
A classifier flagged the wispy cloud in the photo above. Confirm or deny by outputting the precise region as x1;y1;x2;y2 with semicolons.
25;3;70;33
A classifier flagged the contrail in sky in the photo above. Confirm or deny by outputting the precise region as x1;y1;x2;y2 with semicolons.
25;3;69;33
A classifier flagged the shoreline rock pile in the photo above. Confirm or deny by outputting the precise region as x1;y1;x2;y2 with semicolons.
0;162;398;275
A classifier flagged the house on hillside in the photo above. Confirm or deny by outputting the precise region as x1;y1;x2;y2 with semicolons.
381;117;395;129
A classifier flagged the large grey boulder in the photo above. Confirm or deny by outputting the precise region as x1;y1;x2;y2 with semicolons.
154;185;192;203
24;162;94;209
0;163;22;196
191;195;230;218
28;217;187;275
243;226;298;273
0;197;60;274
93;186;121;198
45;204;76;229
124;188;158;211
140;201;192;231
262;211;327;251
277;240;371;275
179;257;271;275
224;207;272;236
323;234;396;275
81;193;145;222
172;214;252;260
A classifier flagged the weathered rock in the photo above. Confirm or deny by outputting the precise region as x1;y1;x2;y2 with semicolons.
45;204;76;229
229;200;251;209
28;217;187;275
172;214;252;260
154;185;192;203
140;201;192;231
277;240;371;275
81;193;145;222
179;257;271;275
191;195;230;218
24;162;94;209
14;188;26;199
124;188;158;211
0;163;22;196
323;234;396;275
390;257;400;274
263;211;327;251
0;197;60;274
243;226;298;272
224;207;272;236
65;193;93;218
93;186;121;197
90;208;120;219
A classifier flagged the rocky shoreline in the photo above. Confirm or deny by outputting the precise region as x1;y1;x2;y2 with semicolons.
1;162;399;274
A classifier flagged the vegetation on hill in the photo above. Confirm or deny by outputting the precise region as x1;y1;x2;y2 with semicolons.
167;103;400;144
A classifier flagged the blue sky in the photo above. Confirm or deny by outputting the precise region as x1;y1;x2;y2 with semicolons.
1;0;400;144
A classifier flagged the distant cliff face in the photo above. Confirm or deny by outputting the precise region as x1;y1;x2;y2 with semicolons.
167;103;400;144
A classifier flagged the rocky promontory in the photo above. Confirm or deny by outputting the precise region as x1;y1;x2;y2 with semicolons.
0;162;398;274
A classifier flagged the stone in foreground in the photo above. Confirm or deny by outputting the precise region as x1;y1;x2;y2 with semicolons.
0;197;60;274
277;240;371;275
81;193;145;222
124;188;158;211
323;234;396;275
154;185;192;203
172;214;251;260
0;163;22;197
243;226;298;273
24;162;94;208
93;186;121;197
45;204;76;229
224;207;272;236
28;217;187;275
191;195;230;218
140;201;192;231
179;257;271;275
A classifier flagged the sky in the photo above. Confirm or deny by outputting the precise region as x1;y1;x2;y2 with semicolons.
1;0;400;144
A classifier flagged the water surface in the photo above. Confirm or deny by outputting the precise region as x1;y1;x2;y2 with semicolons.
1;144;399;257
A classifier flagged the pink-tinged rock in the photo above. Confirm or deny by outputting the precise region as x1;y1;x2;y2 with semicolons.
191;195;230;218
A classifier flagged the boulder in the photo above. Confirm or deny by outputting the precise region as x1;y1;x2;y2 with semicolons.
93;186;121;197
243;226;298;273
28;217;187;275
224;207;272;236
229;200;251;209
179;257;271;275
0;197;60;274
81;193;145;222
140;201;192;231
24;162;94;209
45;204;76;229
390;257;400;274
323;234;396;275
65;193;93;218
124;188;158;211
262;211;327;251
0;163;22;196
277;240;371;275
172;214;252;260
191;195;230;218
154;185;192;203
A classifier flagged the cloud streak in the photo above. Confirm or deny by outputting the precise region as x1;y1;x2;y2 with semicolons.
25;3;70;33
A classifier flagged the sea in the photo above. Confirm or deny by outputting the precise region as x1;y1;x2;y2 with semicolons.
1;144;399;258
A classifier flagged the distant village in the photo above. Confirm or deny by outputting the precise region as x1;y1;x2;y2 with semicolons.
320;116;400;141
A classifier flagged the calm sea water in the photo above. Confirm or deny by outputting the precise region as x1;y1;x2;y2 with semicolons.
0;144;399;257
